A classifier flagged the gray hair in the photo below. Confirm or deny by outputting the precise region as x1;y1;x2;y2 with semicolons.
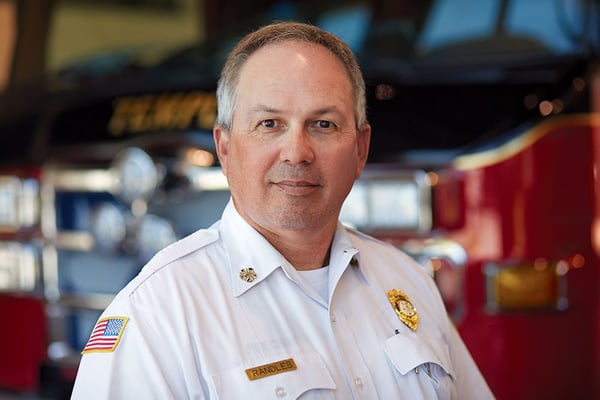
215;21;367;131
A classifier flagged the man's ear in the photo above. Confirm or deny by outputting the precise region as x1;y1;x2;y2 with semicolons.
356;123;371;177
213;126;230;175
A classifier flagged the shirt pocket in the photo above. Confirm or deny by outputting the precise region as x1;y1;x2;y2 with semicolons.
210;353;336;400
382;332;455;396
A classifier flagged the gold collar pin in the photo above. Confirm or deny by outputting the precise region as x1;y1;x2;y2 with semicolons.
239;267;257;283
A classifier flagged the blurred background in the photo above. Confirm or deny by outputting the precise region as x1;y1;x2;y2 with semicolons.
0;1;599;399
0;0;288;92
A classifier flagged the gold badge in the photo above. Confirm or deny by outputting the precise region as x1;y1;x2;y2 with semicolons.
388;289;419;331
239;267;257;282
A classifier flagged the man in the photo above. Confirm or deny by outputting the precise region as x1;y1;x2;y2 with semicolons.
71;21;493;399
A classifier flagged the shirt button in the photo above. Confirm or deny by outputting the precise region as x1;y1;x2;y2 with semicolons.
330;314;336;323
354;377;364;389
275;386;287;397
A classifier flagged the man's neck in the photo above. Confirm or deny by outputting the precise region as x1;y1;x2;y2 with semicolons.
257;226;335;271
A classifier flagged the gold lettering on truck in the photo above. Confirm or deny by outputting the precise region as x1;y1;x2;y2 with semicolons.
109;91;217;136
245;358;298;381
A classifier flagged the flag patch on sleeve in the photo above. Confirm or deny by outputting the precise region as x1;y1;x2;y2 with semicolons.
82;316;129;354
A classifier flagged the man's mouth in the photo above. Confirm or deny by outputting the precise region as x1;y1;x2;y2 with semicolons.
274;180;320;195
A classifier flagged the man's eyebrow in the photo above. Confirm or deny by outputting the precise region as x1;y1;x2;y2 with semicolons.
250;104;280;113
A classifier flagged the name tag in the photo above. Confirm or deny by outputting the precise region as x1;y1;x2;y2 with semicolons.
245;358;297;381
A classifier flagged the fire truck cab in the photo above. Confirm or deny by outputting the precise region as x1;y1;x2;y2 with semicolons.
0;1;599;398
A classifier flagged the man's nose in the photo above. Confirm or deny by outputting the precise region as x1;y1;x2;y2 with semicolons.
280;126;316;164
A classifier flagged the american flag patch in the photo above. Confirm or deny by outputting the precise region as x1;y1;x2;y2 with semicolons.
81;316;129;354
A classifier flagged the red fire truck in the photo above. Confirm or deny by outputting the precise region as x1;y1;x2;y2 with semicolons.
0;0;599;398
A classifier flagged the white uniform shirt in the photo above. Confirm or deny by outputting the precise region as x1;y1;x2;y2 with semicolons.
71;200;494;399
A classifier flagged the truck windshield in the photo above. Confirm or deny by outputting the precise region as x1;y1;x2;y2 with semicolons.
417;0;596;56
168;0;598;73
30;0;599;166
158;0;599;163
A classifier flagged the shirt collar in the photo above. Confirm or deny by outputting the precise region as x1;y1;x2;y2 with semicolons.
220;200;287;296
328;223;369;288
220;199;368;297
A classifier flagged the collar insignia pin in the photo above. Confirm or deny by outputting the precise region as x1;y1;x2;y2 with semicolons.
387;289;419;331
239;267;257;283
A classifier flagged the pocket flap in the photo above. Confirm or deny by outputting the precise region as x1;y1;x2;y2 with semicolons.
211;353;336;399
382;333;453;377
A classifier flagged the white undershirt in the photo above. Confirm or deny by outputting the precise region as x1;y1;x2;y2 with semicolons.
298;265;330;302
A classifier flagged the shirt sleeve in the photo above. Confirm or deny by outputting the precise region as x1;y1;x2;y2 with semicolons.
70;296;208;399
445;317;496;399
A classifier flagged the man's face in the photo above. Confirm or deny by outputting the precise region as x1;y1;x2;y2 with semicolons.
214;41;370;237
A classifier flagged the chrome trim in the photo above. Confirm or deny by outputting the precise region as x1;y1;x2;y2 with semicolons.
42;245;60;302
403;238;468;269
58;293;115;311
56;231;95;252
401;238;467;323
0;242;41;291
183;165;229;191
341;168;432;233
0;176;39;230
44;168;117;192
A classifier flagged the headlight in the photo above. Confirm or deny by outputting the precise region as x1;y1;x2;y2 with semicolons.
89;202;127;252
136;214;177;262
0;176;39;231
340;169;432;232
112;147;159;204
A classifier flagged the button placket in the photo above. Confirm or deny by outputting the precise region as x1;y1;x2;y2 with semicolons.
275;386;287;397
354;377;364;389
328;274;379;399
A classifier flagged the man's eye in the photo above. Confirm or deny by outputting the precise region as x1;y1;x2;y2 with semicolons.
260;119;277;128
315;120;334;129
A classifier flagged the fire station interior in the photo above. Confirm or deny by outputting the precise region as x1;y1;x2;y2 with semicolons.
1;3;228;398
1;0;600;399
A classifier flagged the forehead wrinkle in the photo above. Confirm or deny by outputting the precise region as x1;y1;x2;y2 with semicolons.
250;104;342;117
310;106;341;117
